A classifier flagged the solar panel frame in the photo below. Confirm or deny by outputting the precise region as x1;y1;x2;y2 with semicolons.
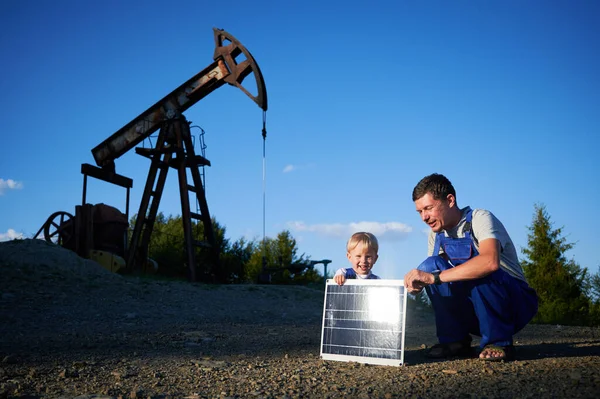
320;279;408;367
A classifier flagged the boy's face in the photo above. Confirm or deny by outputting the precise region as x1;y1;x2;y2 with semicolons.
347;242;378;275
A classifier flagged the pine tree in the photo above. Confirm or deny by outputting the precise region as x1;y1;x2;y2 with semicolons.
521;204;590;325
588;269;600;325
590;269;600;303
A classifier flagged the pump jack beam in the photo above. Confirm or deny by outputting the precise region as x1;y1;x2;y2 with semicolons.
91;28;268;170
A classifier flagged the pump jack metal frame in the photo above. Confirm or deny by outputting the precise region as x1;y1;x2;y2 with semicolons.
84;28;267;281
128;115;217;282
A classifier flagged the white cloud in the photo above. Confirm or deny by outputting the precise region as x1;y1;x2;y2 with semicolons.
282;163;315;173
287;221;413;241
0;229;24;242
0;178;24;195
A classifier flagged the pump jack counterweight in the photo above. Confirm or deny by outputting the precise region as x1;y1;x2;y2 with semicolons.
91;28;267;169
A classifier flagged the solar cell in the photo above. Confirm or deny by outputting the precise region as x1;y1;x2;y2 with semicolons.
320;279;407;366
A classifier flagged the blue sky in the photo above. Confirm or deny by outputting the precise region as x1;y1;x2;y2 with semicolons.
1;0;599;280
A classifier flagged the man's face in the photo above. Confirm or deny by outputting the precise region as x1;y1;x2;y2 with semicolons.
346;242;378;275
414;192;455;233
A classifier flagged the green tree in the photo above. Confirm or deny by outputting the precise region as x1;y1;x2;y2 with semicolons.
244;230;320;284
137;212;187;278
521;204;590;325
586;267;600;326
191;216;231;282
220;237;257;283
129;213;226;281
589;268;600;303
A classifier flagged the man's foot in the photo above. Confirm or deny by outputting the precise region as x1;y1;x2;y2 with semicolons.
425;337;473;359
479;344;515;361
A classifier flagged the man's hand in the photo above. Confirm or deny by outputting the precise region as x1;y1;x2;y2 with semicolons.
334;274;346;286
403;269;434;294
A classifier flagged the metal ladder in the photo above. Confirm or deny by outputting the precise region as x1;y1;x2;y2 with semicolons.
127;115;218;281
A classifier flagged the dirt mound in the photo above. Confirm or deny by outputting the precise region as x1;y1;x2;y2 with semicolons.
0;238;122;289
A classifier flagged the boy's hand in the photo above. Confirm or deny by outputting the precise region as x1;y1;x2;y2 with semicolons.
334;274;346;286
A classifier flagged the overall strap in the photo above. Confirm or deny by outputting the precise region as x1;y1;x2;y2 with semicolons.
463;209;473;241
432;208;474;256
433;232;443;256
345;268;357;279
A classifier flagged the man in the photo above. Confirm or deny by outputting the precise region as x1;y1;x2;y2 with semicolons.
404;173;538;361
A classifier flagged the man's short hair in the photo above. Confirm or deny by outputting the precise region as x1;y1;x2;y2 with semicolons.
412;173;456;202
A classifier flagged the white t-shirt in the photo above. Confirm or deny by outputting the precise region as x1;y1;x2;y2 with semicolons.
427;206;527;282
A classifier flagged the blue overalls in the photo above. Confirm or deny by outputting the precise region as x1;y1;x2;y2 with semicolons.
343;268;379;279
417;210;538;348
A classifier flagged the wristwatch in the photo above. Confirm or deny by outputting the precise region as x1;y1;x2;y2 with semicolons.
432;270;442;285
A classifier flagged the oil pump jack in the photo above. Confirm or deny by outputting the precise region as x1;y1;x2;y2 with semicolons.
36;28;267;282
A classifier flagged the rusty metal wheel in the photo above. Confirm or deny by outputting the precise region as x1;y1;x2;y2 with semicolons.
43;211;74;245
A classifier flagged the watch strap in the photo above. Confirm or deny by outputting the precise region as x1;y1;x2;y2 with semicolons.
432;270;442;285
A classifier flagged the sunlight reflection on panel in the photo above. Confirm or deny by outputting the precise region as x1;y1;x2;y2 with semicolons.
367;287;401;323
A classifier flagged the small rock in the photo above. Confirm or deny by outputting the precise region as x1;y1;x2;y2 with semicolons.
129;388;143;398
442;369;458;374
569;371;582;382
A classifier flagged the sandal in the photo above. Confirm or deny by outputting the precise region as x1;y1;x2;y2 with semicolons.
479;344;516;362
425;336;473;359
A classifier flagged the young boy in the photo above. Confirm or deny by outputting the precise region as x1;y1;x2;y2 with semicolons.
334;232;380;285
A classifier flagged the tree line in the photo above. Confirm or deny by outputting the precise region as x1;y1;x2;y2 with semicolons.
133;213;323;285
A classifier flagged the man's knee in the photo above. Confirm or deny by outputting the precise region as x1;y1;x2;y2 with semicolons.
417;256;451;273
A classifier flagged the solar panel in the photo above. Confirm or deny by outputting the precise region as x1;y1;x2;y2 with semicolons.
320;279;407;366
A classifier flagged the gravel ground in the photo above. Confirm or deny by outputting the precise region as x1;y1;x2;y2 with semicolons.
1;239;599;399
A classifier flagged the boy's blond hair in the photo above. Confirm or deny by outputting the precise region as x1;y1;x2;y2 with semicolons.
346;232;379;253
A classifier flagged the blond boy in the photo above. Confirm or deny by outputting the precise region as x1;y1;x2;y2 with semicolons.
334;232;381;285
